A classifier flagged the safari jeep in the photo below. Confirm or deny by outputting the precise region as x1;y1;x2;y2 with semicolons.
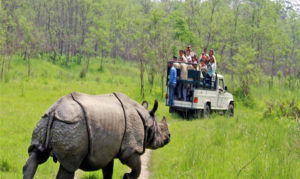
165;62;234;118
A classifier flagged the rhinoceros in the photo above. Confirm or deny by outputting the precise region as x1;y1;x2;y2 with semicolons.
23;92;170;179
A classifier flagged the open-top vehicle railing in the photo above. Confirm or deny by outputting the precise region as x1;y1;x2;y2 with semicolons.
166;61;218;90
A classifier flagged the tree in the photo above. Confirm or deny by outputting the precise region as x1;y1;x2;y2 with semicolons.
287;12;300;77
233;45;258;97
228;0;241;81
19;15;34;76
173;14;194;46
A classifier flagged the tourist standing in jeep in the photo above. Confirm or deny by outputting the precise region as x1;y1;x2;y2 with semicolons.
168;61;177;107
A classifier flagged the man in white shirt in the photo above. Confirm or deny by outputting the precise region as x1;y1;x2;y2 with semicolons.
186;49;192;63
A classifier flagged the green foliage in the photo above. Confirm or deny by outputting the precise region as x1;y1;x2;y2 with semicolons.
0;159;11;172
232;45;257;103
264;99;300;120
173;14;195;45
0;0;299;83
285;75;300;89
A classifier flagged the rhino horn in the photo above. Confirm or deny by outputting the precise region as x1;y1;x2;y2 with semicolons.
141;101;148;109
150;100;158;116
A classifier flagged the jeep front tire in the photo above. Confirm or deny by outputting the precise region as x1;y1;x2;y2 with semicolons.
227;104;234;117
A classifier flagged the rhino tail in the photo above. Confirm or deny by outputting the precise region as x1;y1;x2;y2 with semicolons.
43;112;54;150
23;113;54;178
27;112;54;159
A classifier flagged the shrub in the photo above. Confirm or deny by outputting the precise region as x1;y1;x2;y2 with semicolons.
232;87;255;107
284;75;300;89
0;159;11;172
80;58;90;78
263;99;300;120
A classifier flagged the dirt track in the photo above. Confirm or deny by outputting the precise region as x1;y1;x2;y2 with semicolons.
139;149;151;179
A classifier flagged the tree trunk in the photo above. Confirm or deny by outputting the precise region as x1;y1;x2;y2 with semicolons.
206;0;217;47
65;44;70;66
140;57;144;98
59;39;64;56
0;57;5;80
219;44;226;72
99;54;104;71
161;66;165;99
53;51;57;64
149;65;155;93
290;38;296;77
270;54;275;88
230;42;234;81
27;57;31;77
229;1;240;81
23;47;28;61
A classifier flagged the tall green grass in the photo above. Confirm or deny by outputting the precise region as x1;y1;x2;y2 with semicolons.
150;78;300;178
150;105;300;178
1;57;300;178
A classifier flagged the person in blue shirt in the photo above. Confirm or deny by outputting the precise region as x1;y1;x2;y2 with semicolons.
168;61;177;106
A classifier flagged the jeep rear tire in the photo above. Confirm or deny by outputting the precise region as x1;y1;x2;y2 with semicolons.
203;103;210;118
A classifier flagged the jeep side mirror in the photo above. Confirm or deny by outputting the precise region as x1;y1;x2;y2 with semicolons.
225;86;228;91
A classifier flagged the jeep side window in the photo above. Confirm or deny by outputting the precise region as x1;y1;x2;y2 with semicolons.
219;79;224;90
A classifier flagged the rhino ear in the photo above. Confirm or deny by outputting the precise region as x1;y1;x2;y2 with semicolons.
150;100;158;116
161;116;166;123
142;101;148;109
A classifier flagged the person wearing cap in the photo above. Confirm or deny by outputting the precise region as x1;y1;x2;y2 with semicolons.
168;61;177;106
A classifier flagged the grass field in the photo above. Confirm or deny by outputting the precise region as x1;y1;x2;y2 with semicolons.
1;57;300;178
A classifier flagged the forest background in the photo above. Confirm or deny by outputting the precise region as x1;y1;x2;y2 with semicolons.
1;0;300;178
0;0;300;96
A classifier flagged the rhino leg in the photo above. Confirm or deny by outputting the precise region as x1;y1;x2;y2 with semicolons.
102;160;114;179
121;153;141;179
56;164;75;179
